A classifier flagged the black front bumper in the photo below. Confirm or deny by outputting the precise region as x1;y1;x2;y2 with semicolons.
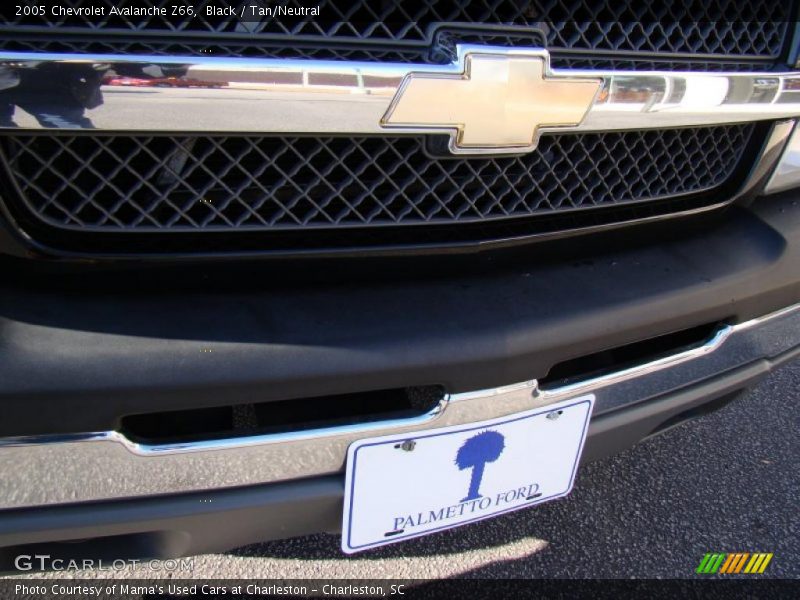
1;192;799;437
0;347;797;569
0;191;799;564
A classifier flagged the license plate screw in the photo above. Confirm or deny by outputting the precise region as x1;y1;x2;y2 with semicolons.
546;410;563;420
398;440;416;452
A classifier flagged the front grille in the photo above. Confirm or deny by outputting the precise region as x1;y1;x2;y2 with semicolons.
0;4;787;257
0;125;756;253
1;0;792;63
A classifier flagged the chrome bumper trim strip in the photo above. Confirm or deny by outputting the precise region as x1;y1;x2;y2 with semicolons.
1;301;799;510
1;45;800;151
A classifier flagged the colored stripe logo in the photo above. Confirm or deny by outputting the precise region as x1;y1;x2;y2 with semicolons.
697;552;773;574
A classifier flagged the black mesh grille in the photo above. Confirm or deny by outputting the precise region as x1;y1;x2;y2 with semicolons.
1;126;755;239
1;0;792;60
548;58;778;71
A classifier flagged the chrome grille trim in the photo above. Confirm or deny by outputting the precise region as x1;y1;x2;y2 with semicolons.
1;46;800;137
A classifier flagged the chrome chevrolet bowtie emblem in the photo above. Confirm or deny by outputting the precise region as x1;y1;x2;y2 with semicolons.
382;48;601;155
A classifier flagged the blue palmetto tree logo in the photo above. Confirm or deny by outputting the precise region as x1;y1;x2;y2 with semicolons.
455;430;506;502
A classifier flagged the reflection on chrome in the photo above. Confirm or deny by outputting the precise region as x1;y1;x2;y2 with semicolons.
593;74;781;107
0;45;798;153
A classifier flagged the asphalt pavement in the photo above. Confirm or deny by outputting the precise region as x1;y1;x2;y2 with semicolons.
14;359;799;580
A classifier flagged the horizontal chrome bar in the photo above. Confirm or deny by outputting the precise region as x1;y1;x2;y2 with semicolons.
1;46;799;153
1;301;799;510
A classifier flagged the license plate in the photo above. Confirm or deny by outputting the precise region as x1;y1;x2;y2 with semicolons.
341;395;594;553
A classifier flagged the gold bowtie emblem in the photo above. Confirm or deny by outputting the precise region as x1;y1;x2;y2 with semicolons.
382;51;601;154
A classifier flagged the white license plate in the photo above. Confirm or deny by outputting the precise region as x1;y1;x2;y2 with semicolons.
341;394;594;553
